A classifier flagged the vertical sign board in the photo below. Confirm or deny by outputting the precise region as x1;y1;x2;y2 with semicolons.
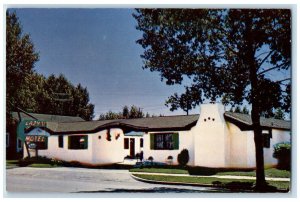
17;120;48;156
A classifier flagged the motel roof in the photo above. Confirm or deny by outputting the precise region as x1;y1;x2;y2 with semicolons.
12;111;85;122
224;112;291;131
35;112;290;135
44;114;200;134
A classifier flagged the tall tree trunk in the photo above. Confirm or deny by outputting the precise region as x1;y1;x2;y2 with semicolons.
245;13;267;190
250;61;267;191
251;100;267;190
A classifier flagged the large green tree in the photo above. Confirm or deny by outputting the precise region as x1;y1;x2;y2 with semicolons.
6;11;95;121
133;9;291;190
41;74;95;120
6;11;39;115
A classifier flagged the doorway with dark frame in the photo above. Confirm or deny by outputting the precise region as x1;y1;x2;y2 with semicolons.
130;138;135;158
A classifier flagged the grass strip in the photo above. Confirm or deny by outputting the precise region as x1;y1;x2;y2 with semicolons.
28;164;58;168
133;174;290;191
218;168;290;178
130;167;290;178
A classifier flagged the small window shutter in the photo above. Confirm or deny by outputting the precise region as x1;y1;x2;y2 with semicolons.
68;136;71;149
45;137;48;150
150;134;154;150
173;133;179;150
84;136;88;149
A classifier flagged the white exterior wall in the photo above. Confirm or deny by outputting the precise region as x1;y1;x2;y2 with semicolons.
226;122;249;168
24;128;127;165
228;124;291;168
263;129;290;167
193;103;228;167
143;131;194;165
91;128;125;165
24;134;93;164
246;132;256;168
245;129;290;168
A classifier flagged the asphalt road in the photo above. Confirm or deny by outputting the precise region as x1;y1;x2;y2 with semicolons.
6;167;216;194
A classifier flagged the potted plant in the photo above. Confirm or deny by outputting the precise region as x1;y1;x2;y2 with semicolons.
167;155;173;165
148;156;154;166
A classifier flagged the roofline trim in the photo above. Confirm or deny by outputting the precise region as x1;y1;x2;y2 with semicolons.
224;113;251;126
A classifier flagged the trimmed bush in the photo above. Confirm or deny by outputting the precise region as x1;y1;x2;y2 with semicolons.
273;142;291;170
177;149;189;167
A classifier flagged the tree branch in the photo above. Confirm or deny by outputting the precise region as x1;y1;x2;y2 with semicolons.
257;62;289;76
276;78;291;83
257;50;275;69
256;51;271;58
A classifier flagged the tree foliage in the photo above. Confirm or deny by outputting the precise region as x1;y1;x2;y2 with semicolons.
133;8;291;189
133;9;290;113
6;11;39;115
98;105;147;120
6;11;94;120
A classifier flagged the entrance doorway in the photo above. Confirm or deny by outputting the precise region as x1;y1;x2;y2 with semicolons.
130;138;135;158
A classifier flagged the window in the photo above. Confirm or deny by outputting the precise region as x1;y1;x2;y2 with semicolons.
263;130;272;148
68;135;88;150
6;133;9;148
58;135;64;148
124;138;129;149
150;133;179;150
140;138;143;148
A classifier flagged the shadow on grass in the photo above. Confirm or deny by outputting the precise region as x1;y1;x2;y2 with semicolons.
187;166;254;176
212;181;287;193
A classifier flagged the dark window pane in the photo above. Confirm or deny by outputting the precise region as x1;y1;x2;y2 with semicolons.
140;138;143;148
263;133;271;148
152;133;179;150
68;135;88;150
58;136;64;148
124;138;129;149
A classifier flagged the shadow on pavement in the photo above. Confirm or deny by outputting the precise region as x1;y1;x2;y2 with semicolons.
75;187;231;193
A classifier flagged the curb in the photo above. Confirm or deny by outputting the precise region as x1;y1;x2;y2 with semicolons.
131;173;218;188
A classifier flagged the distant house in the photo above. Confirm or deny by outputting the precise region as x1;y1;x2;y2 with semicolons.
6;112;84;159
22;103;290;168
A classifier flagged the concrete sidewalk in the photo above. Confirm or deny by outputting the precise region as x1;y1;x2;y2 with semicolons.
131;172;290;182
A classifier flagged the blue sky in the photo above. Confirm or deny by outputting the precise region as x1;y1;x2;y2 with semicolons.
11;8;198;119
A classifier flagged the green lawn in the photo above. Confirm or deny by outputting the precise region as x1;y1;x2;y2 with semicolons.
6;160;19;169
130;167;290;178
28;163;58;168
218;168;290;178
133;174;290;191
6;159;62;168
6;160;19;165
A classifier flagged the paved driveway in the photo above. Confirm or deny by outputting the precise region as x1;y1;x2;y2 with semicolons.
6;167;215;194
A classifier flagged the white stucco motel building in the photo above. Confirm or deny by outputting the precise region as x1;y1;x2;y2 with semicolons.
23;103;291;168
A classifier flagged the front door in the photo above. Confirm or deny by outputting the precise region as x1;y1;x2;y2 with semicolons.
130;138;135;158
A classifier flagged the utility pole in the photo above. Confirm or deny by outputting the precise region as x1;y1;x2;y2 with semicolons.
52;92;73;115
